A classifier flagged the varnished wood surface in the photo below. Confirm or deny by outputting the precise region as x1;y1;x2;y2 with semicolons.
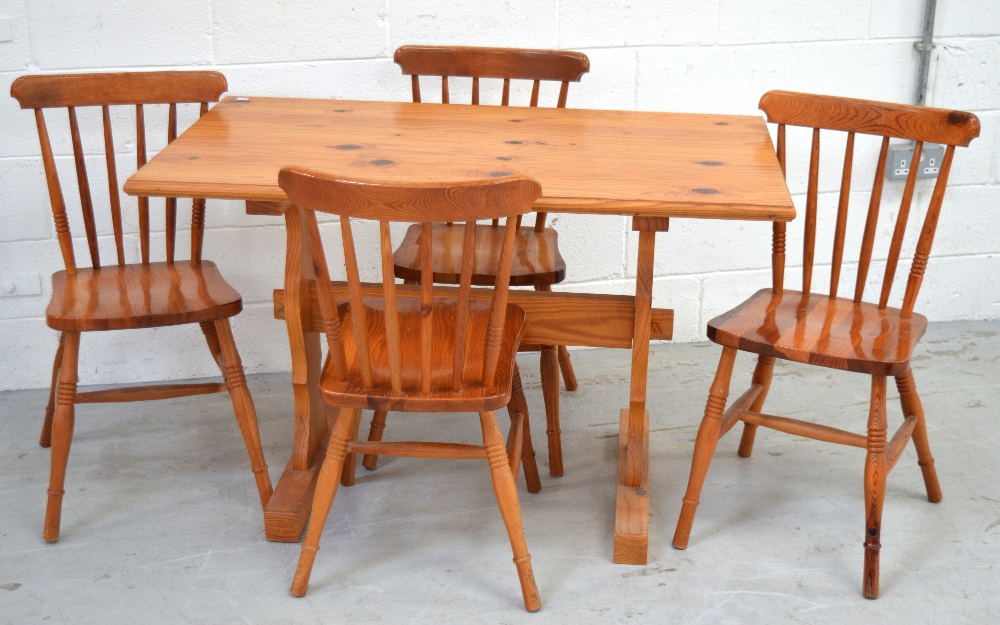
393;223;565;286
707;289;928;376
12;71;272;543
395;45;589;83
272;282;674;347
613;408;649;564
760;90;981;147
124;97;795;221
47;261;242;331
321;299;525;411
676;92;976;599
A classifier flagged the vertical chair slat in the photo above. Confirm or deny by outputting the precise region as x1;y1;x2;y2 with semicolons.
420;222;434;395
501;78;510;106
830;131;855;297
452;221;477;391
341;215;373;387
529;80;540;107
471;76;480;105
304;211;348;378
102;105;125;266
135;104;150;264
902;145;956;317
802;127;820;294
67;107;100;268
772;124;787;293
879;141;924;309
165;102;178;264
482;216;518;387
556;81;569;108
772;222;786;292
441;76;449;104
34;109;76;274
410;75;421;103
191;102;210;264
855;136;890;302
379;221;403;393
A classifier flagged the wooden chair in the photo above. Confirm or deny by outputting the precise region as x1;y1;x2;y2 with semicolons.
361;45;590;478
280;168;543;611
672;91;980;598
10;72;273;542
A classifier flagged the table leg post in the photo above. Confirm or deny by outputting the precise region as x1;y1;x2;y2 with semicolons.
264;204;329;542
614;220;663;564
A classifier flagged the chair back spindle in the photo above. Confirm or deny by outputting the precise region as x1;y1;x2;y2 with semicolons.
759;91;979;317
10;72;228;272
278;169;541;400
395;45;588;231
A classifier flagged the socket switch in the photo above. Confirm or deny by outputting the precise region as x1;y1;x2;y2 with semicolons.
887;143;945;181
0;275;42;297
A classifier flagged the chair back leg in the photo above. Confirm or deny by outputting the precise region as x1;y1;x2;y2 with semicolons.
361;410;389;470
736;355;776;458
507;364;541;493
895;370;942;502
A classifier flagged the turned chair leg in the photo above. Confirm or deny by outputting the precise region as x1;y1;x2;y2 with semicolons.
40;332;67;449
737;355;776;458
895;370;942;503
44;331;80;543
508;364;541;493
361;410;388;470
540;345;563;477
215;318;273;509
863;375;889;599
291;407;359;598
480;410;541;612
340;409;362;487
673;346;738;550
199;320;226;372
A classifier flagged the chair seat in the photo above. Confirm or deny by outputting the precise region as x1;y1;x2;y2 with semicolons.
393;223;565;287
320;298;526;412
707;289;928;376
47;261;242;331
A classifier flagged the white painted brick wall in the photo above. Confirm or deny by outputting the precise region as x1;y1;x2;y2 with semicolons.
1;1;997;390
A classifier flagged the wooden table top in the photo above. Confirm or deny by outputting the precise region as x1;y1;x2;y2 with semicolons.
125;96;795;221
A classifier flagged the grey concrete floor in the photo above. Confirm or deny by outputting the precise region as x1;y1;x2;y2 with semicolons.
1;320;999;624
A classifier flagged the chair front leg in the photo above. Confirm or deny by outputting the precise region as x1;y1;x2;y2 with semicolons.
340;410;362;487
673;346;738;550
44;331;80;542
480;410;541;612
863;374;889;599
737;355;776;458
41;332;67;448
291;407;359;598
895;369;942;502
216;318;273;509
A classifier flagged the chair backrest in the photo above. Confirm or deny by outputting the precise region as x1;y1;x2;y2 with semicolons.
759;90;979;317
394;45;586;230
278;168;542;395
10;71;228;274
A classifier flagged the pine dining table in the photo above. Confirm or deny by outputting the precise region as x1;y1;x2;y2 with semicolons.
124;95;795;565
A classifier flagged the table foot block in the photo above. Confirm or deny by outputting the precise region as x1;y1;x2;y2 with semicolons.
263;438;327;542
613;408;649;565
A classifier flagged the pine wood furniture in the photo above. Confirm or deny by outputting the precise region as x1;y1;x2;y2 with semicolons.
671;91;980;598
10;72;273;542
366;45;591;478
124;95;796;564
279;170;544;610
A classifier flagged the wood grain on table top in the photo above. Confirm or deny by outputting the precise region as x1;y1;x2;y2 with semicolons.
124;97;795;221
